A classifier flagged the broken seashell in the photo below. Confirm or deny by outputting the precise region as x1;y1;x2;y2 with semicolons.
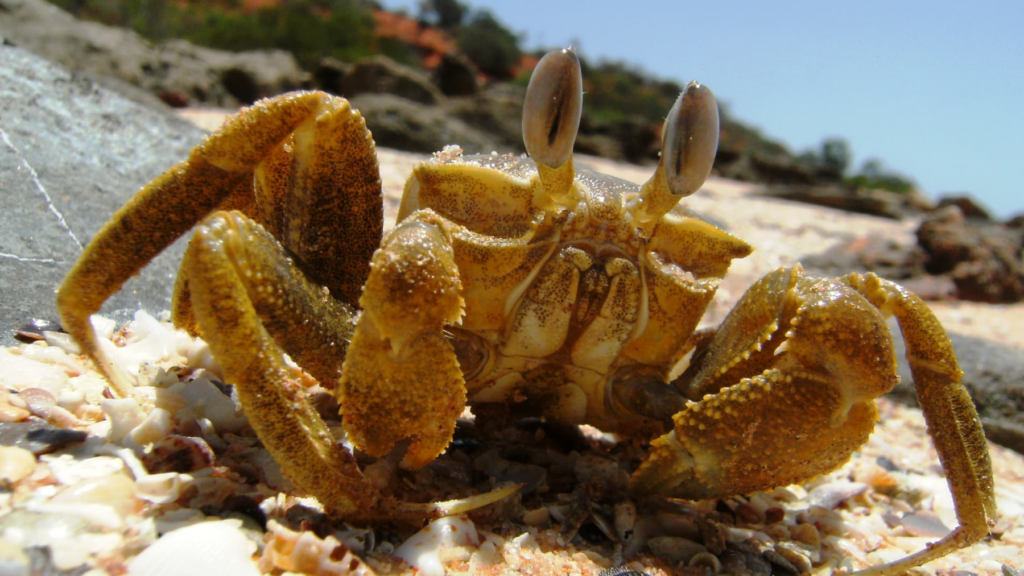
127;519;260;576
259;520;374;576
395;515;480;576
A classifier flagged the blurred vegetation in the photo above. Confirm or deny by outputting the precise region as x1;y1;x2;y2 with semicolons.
801;138;916;193
48;0;377;67
847;158;917;194
579;60;683;124
455;9;521;80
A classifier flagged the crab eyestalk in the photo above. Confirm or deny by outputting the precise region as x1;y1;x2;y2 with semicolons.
635;81;720;223
523;47;583;205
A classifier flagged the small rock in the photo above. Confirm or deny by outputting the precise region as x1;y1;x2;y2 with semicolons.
521;507;550;526
900;511;952;538
646;536;706;564
807;480;868;509
0;421;88;455
343;55;444;105
433;52;479;97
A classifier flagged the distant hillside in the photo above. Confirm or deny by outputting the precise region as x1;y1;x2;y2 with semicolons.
43;0;916;195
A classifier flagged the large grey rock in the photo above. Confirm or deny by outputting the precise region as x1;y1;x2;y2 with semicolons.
0;43;206;346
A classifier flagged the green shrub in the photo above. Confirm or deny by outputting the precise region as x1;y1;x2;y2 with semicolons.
48;0;376;68
457;9;521;79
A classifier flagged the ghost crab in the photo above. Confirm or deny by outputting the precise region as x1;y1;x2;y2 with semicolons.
57;48;994;574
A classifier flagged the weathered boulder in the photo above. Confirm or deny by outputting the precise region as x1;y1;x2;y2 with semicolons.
341;55;444;105
349;93;499;154
917;205;1024;303
433;52;479;97
443;85;525;153
935;193;994;222
757;184;927;220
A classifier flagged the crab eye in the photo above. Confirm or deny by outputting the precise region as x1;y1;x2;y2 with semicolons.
522;48;583;169
662;81;719;197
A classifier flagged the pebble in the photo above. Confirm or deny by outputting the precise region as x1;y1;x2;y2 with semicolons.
176;378;248;434
0;348;70;395
646;536;707;563
900;510;952;538
260;520;374;576
787;522;820;549
0;537;29;576
45;455;125;486
18;388;78;428
521;507;550;526
0;447;36;483
613;501;636;541
775;541;815;573
807;481;869;509
142;435;215;473
128;409;173;447
0;390;29;423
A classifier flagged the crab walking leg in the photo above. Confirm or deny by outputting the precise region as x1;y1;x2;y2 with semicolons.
180;210;382;520
56;91;382;396
842;273;996;576
183;211;358;384
339;210;467;470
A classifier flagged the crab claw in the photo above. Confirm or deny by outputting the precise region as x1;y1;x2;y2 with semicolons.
635;81;720;222
523;47;583;204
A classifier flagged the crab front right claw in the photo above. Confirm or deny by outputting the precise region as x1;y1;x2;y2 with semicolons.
630;266;995;576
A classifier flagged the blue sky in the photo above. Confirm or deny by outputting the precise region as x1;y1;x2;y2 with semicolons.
383;0;1023;218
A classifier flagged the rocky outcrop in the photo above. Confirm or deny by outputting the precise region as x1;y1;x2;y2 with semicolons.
348;93;500;154
756;184;932;220
803;204;1024;303
917;205;1024;303
340;55;445;105
0;0;307;108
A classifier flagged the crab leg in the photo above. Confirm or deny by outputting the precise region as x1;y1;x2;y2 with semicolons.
181;210;380;520
841;272;995;576
57;92;382;395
